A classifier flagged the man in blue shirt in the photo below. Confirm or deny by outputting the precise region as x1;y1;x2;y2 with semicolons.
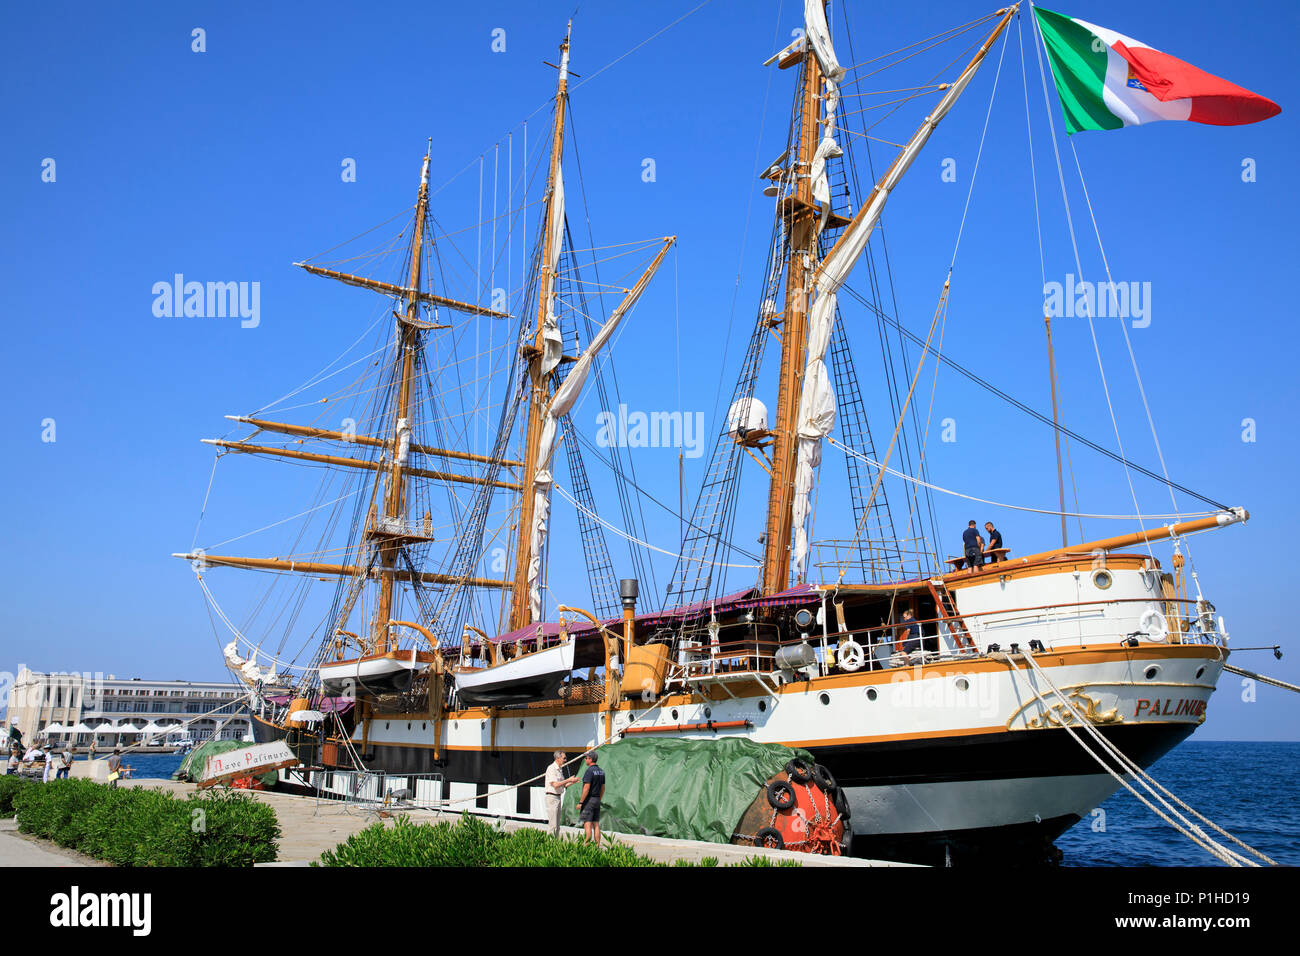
578;753;606;845
984;522;1004;562
962;520;983;569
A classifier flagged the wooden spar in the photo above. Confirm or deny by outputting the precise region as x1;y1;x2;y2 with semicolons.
202;439;522;491
810;6;1018;287
509;23;572;633
1044;310;1067;547
172;552;513;589
760;7;824;596
225;416;524;468
1012;509;1248;565
374;149;431;651
294;263;512;320
761;3;1019;595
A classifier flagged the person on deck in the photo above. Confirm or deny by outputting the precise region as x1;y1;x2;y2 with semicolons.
58;746;74;779
893;608;922;659
984;522;1004;563
544;751;578;838
962;520;983;569
577;753;606;846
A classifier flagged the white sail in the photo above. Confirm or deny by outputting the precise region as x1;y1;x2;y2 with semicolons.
804;0;845;83
791;37;997;575
540;165;566;378
525;266;657;619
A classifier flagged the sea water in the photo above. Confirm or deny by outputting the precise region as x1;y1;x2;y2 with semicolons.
1056;740;1300;866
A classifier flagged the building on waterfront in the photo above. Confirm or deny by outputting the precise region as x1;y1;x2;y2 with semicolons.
3;667;250;748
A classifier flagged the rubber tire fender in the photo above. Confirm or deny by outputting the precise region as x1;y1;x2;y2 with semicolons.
833;786;851;821
754;826;785;850
813;763;838;793
784;757;813;784
766;779;796;810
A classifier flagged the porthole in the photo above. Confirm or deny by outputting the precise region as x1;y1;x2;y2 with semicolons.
422;723;427;731
519;720;525;729
819;692;831;706
1195;666;1205;680
955;678;969;692
407;723;411;730
1144;665;1160;680
703;707;712;719
1092;569;1113;590
866;688;878;701
385;722;390;730
758;700;767;712
453;721;459;729
671;709;679;720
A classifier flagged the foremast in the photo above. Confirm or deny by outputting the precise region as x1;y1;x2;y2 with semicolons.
759;2;1019;594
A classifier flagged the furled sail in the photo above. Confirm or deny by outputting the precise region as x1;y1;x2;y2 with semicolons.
805;0;844;233
790;19;1003;575
540;167;565;377
524;241;670;619
539;43;570;379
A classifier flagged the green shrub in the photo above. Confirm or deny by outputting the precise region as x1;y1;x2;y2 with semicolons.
317;813;800;867
14;781;279;866
0;775;34;817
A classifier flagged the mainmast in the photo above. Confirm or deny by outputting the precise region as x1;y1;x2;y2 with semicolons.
371;145;432;651
509;24;571;633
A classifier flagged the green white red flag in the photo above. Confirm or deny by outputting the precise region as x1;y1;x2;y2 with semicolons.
1033;5;1280;134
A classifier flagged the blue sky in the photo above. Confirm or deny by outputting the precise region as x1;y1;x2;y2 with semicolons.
2;0;1297;740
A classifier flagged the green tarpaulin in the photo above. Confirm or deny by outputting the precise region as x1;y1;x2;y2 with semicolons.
560;736;815;845
173;740;278;787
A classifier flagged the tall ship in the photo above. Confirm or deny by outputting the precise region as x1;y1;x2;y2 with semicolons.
177;2;1272;864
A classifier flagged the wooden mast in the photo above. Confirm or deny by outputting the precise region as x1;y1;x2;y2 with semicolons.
760;11;824;596
759;4;1019;595
371;144;432;651
508;24;571;632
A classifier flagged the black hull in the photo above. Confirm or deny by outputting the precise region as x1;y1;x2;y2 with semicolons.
337;721;1195;865
249;714;288;744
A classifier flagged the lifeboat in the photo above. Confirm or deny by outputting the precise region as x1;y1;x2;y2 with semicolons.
319;647;438;697
452;640;575;706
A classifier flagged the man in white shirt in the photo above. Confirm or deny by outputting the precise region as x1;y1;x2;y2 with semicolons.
543;751;578;838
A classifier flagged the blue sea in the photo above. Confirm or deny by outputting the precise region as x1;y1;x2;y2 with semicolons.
1056;741;1300;866
116;752;186;781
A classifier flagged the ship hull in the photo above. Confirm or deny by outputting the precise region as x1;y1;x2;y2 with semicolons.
324;641;1219;864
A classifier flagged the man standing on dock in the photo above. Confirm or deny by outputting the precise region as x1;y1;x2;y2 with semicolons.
578;753;606;846
544;751;578;838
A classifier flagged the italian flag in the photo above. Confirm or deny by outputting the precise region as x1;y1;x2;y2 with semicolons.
1033;6;1280;134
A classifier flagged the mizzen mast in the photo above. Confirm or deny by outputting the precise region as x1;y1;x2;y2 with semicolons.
369;144;432;652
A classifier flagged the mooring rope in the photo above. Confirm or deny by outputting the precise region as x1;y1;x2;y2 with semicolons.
1223;663;1300;694
1009;649;1273;865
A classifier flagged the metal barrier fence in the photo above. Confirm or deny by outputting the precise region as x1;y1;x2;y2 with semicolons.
309;768;446;810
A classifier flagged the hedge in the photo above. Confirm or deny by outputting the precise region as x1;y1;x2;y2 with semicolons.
318;813;798;867
13;779;280;866
0;775;34;817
